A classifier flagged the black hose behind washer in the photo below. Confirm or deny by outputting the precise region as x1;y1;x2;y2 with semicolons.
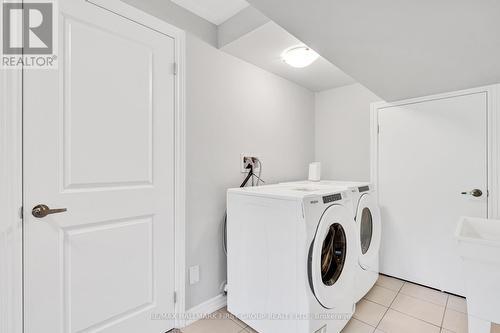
222;165;254;255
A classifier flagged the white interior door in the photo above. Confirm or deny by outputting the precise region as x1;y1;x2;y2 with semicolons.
377;92;488;295
23;0;176;332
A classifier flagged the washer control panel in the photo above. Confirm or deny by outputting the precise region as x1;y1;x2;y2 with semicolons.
322;193;342;204
358;185;370;193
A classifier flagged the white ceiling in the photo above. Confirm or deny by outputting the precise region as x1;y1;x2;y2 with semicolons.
170;0;249;25
221;22;355;92
248;0;500;101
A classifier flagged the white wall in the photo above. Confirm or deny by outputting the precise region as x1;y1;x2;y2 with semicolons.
315;83;381;181
186;35;315;309
247;0;500;101
121;0;218;46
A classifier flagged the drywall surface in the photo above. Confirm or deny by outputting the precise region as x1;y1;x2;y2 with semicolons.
221;21;355;92
186;35;314;309
121;0;218;46
248;0;500;101
315;83;381;181
217;6;270;48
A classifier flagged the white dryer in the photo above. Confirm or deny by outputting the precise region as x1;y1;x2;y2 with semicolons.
280;181;382;303
227;184;358;333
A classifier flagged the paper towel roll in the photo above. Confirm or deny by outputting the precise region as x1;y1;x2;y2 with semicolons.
308;162;321;182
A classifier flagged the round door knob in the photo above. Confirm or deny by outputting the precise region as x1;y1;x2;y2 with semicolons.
461;189;483;197
471;189;483;197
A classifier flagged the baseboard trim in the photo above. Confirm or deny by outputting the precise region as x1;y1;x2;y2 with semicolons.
182;294;227;327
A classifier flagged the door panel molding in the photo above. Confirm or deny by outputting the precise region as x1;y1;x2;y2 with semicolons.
62;216;155;332
61;14;156;190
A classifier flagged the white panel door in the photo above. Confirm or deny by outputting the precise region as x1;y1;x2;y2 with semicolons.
23;0;176;332
377;92;488;295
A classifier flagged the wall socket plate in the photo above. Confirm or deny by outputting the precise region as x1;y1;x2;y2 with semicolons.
240;153;261;173
189;265;200;285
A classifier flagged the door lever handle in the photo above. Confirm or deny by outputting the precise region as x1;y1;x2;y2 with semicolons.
32;204;67;218
461;189;483;197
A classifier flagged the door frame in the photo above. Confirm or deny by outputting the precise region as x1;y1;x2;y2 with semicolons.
0;0;187;330
0;1;23;331
370;84;500;219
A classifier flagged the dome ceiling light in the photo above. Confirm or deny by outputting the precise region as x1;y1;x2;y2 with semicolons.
281;45;319;68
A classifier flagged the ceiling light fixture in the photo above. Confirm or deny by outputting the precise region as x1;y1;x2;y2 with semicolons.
281;45;319;68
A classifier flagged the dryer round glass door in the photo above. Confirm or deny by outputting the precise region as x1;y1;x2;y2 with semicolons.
360;208;373;254
309;204;357;309
356;193;381;270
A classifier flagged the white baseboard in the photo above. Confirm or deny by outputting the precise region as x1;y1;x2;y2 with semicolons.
182;294;227;327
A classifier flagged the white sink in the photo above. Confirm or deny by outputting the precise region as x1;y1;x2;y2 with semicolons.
455;216;500;333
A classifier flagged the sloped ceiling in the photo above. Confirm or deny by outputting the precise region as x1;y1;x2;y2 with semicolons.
246;0;500;101
171;0;248;25
221;22;355;91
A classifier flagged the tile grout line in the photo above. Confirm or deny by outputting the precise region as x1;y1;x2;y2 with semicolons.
373;281;403;332
398;291;449;307
374;281;443;332
392;288;449;327
359;278;405;331
397;289;448;306
214;308;250;333
351;308;382;330
363;283;401;308
375;276;406;294
349;300;383;333
387;306;444;329
398;286;453;330
230;315;249;332
440;296;450;332
210;277;456;333
334;278;406;332
373;282;404;294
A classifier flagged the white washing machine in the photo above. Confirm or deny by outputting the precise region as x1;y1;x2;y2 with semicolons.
227;184;358;333
280;181;382;303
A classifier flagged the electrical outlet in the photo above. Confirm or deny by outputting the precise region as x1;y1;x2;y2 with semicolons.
240;153;261;173
189;265;200;285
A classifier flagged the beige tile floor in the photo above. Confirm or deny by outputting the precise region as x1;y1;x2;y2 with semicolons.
181;275;500;333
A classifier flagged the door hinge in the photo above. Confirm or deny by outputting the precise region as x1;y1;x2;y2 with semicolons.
173;63;178;76
19;206;23;219
377;124;380;134
173;291;177;303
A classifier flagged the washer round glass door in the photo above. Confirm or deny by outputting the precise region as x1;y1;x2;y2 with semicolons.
356;193;381;270
320;223;347;286
309;204;357;309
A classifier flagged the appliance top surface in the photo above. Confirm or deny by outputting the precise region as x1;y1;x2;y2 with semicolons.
281;180;372;189
228;183;350;200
